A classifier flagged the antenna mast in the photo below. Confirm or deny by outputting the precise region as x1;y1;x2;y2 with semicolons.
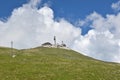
54;36;56;47
11;41;13;55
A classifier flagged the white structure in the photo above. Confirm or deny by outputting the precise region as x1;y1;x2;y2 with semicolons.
41;36;70;50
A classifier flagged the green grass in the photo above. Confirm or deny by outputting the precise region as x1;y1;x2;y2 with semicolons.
0;47;120;80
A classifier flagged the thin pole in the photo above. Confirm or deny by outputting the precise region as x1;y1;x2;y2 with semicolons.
11;41;13;55
11;41;16;58
54;36;56;47
11;41;13;49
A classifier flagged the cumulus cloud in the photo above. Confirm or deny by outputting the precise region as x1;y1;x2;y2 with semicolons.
112;0;120;12
73;12;120;62
29;0;41;8
0;0;81;49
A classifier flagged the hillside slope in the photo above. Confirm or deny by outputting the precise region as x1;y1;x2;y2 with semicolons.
0;47;120;80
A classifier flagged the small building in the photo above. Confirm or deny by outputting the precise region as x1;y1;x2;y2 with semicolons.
61;41;66;47
41;42;52;47
61;43;66;47
41;37;69;49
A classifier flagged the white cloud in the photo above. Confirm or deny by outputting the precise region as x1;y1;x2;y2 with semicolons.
29;0;41;8
74;12;120;62
0;0;81;49
112;0;120;12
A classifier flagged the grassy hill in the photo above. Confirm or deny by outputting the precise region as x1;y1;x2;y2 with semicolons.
0;47;120;80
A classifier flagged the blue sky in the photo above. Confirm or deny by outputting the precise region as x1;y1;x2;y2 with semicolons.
0;0;118;35
0;0;120;63
0;0;117;22
0;0;27;18
48;0;116;20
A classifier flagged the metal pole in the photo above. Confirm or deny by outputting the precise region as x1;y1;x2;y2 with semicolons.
11;41;13;55
11;41;16;58
54;36;56;47
11;41;13;49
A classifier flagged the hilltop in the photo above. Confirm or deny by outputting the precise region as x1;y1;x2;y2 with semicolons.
0;47;120;80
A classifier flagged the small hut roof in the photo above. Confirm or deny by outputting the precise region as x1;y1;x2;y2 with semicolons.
42;42;52;46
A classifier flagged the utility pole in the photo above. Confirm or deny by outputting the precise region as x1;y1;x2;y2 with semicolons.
11;41;13;54
62;41;63;44
54;36;56;47
11;41;13;49
11;41;16;58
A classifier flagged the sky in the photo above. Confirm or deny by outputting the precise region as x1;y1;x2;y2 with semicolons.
0;0;120;63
